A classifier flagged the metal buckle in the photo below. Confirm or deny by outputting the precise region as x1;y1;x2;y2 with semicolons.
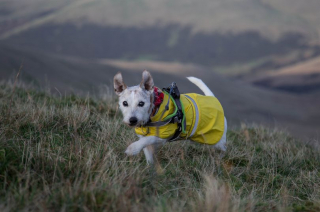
173;116;180;123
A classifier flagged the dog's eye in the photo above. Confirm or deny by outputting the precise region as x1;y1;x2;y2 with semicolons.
138;101;145;107
123;101;128;107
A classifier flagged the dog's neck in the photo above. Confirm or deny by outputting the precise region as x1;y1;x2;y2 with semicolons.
150;87;164;117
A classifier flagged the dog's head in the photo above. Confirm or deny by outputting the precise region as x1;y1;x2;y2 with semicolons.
114;70;154;127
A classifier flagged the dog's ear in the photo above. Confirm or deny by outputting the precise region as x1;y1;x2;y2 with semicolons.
140;70;154;91
114;72;127;96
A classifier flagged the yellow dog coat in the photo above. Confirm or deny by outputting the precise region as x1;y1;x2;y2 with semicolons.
135;91;225;145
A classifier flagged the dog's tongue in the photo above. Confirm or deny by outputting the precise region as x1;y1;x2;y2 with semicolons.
154;87;164;106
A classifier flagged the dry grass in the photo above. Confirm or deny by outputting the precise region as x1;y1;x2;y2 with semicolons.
0;82;320;211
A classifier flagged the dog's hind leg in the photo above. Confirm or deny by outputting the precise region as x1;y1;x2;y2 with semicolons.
213;117;227;153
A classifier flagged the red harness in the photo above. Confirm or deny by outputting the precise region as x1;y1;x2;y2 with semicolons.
151;87;164;116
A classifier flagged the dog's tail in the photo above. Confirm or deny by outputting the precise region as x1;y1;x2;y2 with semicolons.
186;77;215;97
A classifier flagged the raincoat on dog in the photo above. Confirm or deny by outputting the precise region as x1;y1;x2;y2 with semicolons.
135;91;225;145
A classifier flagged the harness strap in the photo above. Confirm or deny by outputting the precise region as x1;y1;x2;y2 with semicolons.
143;82;186;141
168;125;183;141
167;96;186;141
163;83;186;141
143;119;171;127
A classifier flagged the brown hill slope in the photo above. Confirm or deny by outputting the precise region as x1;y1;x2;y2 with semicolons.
1;0;320;41
246;55;320;93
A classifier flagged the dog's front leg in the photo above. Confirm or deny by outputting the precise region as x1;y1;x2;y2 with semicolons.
143;145;155;164
125;136;166;156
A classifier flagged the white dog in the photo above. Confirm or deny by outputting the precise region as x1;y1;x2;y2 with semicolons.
114;70;227;164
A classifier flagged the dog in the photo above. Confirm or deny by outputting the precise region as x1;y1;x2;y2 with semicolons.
114;70;227;164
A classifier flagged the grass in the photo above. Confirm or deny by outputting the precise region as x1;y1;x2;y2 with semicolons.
0;82;320;211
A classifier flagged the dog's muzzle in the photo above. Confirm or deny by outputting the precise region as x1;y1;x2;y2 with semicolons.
129;117;138;126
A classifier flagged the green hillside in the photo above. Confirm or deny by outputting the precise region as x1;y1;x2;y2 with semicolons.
0;83;319;211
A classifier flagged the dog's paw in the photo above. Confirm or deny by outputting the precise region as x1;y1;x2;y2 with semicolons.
125;142;144;156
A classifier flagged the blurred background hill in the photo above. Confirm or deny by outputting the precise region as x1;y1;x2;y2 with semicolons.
1;0;320;140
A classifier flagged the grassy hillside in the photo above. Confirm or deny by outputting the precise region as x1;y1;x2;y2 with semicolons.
1;44;320;140
243;55;320;93
0;82;319;211
4;24;312;68
2;0;320;90
1;0;320;40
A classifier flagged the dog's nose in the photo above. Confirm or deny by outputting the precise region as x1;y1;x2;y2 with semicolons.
129;117;138;125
